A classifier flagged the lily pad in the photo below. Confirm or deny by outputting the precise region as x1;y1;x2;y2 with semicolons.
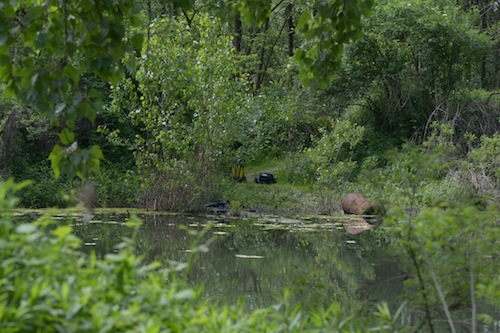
235;254;264;259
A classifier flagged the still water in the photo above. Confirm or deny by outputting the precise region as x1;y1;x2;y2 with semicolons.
68;211;403;311
14;210;500;331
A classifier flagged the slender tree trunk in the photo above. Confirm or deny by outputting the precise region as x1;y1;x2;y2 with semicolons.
493;2;500;89
407;246;436;333
286;3;294;57
494;40;500;89
480;57;487;89
480;0;488;89
147;0;152;54
0;110;16;173
233;13;242;54
469;258;477;333
429;265;457;333
255;19;269;91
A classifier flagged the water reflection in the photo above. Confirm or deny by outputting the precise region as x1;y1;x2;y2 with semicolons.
12;211;500;331
69;212;403;311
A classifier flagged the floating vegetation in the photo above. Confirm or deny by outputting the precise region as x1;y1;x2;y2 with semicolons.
212;222;233;228
235;254;265;259
13;209;382;237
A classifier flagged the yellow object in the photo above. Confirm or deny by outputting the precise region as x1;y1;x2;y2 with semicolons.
233;163;246;182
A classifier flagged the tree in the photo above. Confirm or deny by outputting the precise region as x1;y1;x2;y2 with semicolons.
0;0;374;180
329;0;491;142
0;0;143;179
457;0;500;89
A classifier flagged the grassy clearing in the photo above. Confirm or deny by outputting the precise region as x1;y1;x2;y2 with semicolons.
226;158;343;216
243;158;287;181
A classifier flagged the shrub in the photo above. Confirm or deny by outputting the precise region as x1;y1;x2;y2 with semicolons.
389;204;500;332
281;153;317;186
17;165;73;208
460;132;500;200
307;119;365;188
90;165;141;208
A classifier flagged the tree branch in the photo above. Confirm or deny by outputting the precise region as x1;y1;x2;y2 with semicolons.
428;263;457;333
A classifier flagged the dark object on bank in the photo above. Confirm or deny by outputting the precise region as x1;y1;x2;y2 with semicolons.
342;193;382;224
254;173;277;184
205;200;230;213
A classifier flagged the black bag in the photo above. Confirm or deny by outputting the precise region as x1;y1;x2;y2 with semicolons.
254;173;277;184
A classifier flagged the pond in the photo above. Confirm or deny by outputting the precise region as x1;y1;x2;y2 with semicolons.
13;210;500;332
66;211;403;312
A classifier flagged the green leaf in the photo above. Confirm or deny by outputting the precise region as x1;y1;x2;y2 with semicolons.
59;129;75;145
52;225;73;240
1;3;15;18
0;55;12;80
172;289;195;300
130;33;144;50
80;101;97;123
48;144;64;178
297;11;311;30
62;64;80;87
61;281;70;302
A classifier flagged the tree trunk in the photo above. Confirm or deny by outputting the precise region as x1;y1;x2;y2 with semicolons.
494;40;500;89
233;12;242;54
479;0;488;89
255;19;269;91
286;3;294;57
0;110;16;174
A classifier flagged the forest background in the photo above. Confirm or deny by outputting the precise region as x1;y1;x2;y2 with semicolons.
1;0;500;331
1;0;499;214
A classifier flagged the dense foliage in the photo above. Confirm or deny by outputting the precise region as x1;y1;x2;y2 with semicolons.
1;0;498;211
1;0;500;331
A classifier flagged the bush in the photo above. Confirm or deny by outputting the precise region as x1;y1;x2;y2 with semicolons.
460;132;500;200
281;153;317;186
90;165;141;208
17;165;73;208
307;119;365;188
387;204;500;332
